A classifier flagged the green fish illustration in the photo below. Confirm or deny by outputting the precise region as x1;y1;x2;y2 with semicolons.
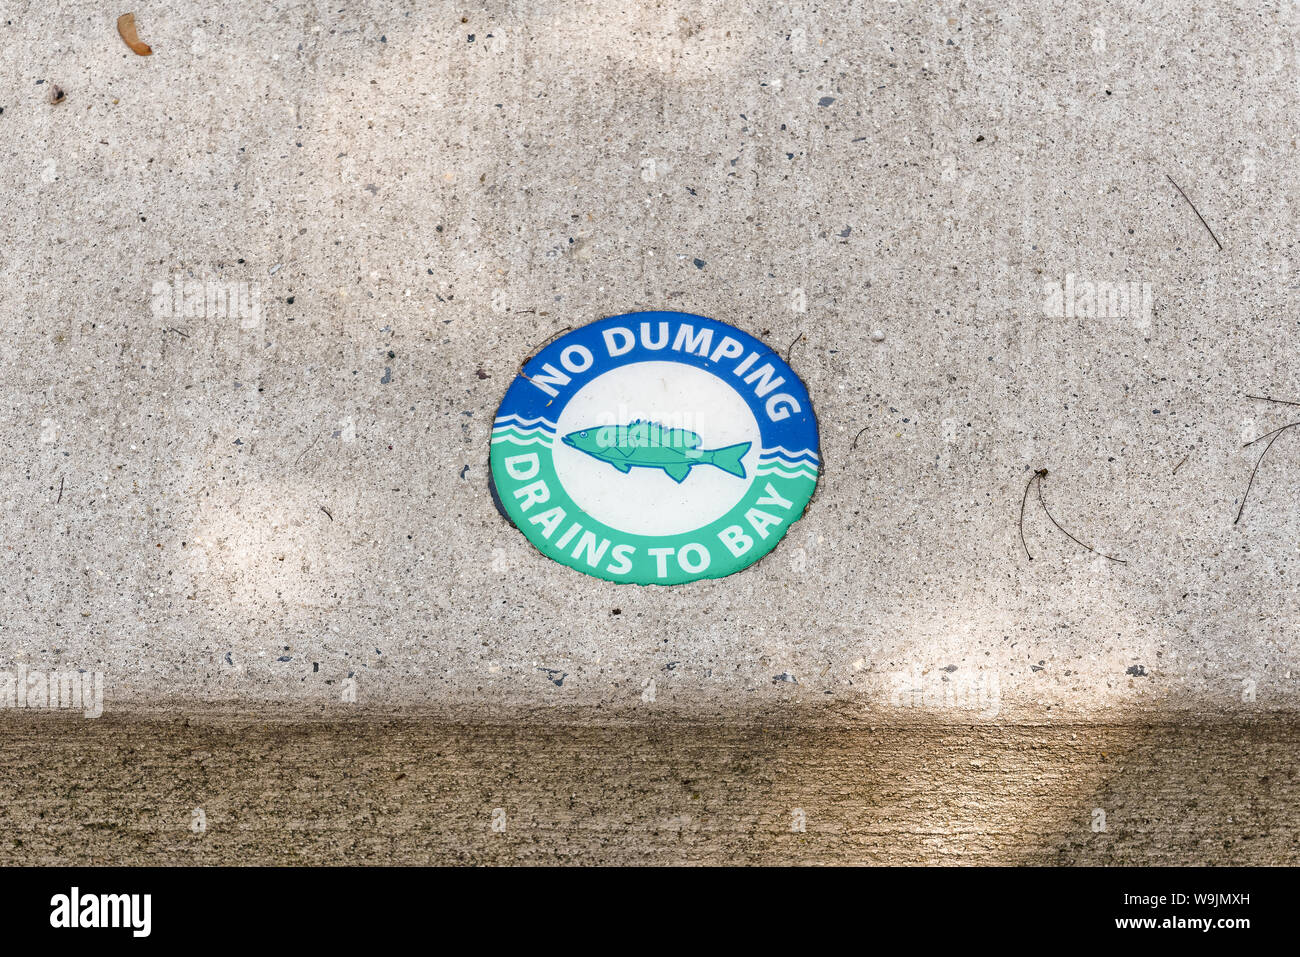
562;420;751;484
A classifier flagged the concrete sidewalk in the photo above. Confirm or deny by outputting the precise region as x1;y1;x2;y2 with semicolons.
1;0;1295;722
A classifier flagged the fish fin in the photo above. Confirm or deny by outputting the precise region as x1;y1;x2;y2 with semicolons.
609;460;631;473
708;441;751;478
662;464;691;483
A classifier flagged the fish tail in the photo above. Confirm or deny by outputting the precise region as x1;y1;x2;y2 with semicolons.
707;441;750;478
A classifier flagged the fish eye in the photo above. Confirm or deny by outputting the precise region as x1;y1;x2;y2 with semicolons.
581;431;587;437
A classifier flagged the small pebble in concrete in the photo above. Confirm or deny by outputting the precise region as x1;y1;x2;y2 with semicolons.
870;330;885;342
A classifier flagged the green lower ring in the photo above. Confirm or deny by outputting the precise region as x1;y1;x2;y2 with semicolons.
490;438;817;585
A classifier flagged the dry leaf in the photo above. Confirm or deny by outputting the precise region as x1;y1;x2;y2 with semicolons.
117;13;153;56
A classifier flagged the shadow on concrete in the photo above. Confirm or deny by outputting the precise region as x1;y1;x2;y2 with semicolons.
0;713;1296;864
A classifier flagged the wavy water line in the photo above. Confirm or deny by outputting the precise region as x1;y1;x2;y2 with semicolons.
754;465;818;481
756;455;821;472
491;434;553;448
491;424;554;439
494;414;558;431
491;423;555;438
759;446;819;464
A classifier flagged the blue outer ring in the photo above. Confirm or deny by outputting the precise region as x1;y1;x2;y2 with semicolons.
497;311;819;454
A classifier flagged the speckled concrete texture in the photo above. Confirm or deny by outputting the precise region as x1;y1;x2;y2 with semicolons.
1;1;1298;723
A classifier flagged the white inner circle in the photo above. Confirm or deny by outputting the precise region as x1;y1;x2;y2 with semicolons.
552;361;760;536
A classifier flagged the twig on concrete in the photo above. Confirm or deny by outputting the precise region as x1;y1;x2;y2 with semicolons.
55;475;63;505
516;323;574;387
320;506;333;521
1036;474;1127;563
294;433;321;466
1019;469;1043;560
1020;468;1126;563
1246;394;1300;407
1172;453;1189;475
1235;421;1300;525
1166;173;1223;251
521;323;572;366
786;331;804;364
850;424;870;450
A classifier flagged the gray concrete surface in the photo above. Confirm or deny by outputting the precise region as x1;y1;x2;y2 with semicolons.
0;0;1298;726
